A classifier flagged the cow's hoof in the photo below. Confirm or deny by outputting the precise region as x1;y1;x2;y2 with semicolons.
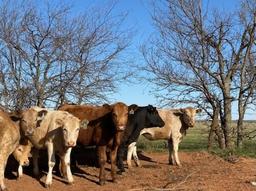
169;161;175;165
45;183;52;188
17;176;22;180
112;179;118;183
1;187;8;191
117;169;125;175
99;180;106;186
34;173;40;180
67;181;74;185
251;181;256;186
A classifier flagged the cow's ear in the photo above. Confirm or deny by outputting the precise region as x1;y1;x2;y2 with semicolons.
129;104;138;115
147;105;156;112
103;104;112;111
55;118;64;126
173;109;184;116
80;119;89;129
37;110;48;119
36;110;47;127
9;110;23;122
196;108;202;113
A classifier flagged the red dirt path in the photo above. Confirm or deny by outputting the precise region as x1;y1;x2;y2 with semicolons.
5;151;256;191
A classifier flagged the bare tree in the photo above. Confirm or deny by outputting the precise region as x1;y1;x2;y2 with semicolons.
142;0;256;149
0;0;132;110
234;0;256;147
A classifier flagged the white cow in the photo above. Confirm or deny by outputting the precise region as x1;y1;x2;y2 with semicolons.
20;107;88;188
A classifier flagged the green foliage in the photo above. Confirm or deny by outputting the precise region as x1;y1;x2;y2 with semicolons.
137;121;256;158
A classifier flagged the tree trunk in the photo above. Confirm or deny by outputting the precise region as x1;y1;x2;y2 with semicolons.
208;106;225;150
236;101;245;148
223;82;233;149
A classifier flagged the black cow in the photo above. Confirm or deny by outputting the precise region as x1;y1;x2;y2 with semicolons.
117;105;165;174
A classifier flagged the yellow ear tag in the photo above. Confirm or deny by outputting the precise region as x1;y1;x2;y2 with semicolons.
80;119;89;129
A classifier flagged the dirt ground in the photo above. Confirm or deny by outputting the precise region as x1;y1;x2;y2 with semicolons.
4;150;256;191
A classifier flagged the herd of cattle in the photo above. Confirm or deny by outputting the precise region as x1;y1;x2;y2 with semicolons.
0;102;201;190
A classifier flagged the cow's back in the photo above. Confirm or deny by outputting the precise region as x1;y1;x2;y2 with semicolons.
141;109;181;140
58;104;111;121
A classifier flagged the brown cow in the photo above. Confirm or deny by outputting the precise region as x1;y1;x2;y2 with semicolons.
59;102;131;185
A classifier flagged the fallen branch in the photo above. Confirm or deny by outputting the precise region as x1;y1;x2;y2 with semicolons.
163;170;198;190
128;170;198;191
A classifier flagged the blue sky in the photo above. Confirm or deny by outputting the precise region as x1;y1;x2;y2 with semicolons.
53;0;255;119
73;0;157;106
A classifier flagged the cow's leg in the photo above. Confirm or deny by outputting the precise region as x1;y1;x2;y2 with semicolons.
110;146;118;183
127;142;136;169
0;155;8;191
168;139;175;165
18;165;23;178
132;145;141;167
98;146;106;185
32;149;40;178
59;156;66;178
172;138;181;167
63;148;74;184
45;143;55;188
117;145;125;174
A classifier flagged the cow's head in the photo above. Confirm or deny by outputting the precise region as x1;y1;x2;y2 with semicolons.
109;102;129;131
145;105;165;128
20;107;48;136
173;107;202;127
56;113;89;147
12;139;32;167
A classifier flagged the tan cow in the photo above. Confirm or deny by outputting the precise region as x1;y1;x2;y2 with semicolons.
0;110;21;191
0;109;33;190
20;106;88;188
129;107;201;166
12;138;32;178
6;110;34;179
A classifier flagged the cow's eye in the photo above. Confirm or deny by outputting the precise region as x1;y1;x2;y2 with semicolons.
63;128;67;133
76;128;80;132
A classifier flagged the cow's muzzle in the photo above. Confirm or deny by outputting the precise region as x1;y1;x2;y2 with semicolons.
66;141;76;147
117;126;125;131
25;128;34;136
22;160;30;167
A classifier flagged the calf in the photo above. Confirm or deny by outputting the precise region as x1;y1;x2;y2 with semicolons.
59;102;130;185
7;110;33;179
130;107;201;166
0;110;21;191
12;138;32;178
116;105;165;174
20;107;88;187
